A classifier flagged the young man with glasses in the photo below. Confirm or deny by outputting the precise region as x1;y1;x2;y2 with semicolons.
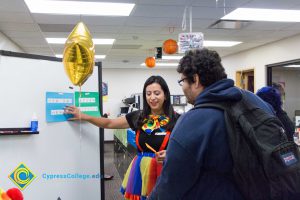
177;77;188;86
148;49;273;200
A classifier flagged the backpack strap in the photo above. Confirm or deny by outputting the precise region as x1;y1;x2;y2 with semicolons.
192;102;234;129
193;101;236;137
193;91;255;121
192;102;237;184
193;102;228;111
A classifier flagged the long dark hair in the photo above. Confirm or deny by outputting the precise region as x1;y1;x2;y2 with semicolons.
137;75;177;131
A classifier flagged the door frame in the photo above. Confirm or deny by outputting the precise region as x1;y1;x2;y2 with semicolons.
235;68;255;92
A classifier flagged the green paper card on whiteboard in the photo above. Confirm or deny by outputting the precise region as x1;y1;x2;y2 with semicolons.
75;92;101;117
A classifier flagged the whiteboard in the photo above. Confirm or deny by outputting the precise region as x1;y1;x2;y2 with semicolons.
0;54;101;199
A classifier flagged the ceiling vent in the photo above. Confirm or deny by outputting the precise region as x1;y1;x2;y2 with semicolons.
209;20;250;29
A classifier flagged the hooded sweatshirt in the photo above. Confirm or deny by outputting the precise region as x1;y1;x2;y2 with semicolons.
148;79;273;200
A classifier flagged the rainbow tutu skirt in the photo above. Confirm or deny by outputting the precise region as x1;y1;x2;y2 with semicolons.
120;152;162;200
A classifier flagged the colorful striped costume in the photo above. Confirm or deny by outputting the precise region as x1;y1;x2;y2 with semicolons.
120;152;162;200
121;112;174;200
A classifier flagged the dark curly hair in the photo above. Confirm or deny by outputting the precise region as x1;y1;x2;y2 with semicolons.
177;48;227;87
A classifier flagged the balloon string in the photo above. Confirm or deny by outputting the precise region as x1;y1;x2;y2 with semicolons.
79;87;82;151
182;6;187;31
189;7;192;33
223;0;226;15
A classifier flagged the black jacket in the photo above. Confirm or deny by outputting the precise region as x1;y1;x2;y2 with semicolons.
277;109;295;141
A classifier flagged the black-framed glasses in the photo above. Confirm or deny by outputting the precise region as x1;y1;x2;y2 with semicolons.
178;78;188;86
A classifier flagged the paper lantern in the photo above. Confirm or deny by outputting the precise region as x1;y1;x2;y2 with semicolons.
145;57;155;68
163;39;178;54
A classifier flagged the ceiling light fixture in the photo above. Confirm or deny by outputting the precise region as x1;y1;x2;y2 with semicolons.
222;8;300;22
204;41;242;47
56;54;106;59
141;63;178;67
24;0;135;16
162;56;183;60
47;38;115;45
162;41;241;56
92;39;115;45
283;65;300;68
95;55;107;59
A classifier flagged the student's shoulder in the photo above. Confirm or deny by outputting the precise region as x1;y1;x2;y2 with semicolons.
182;106;223;121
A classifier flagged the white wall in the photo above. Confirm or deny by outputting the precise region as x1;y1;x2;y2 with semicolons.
102;68;183;140
222;33;300;92
0;56;100;199
0;31;23;52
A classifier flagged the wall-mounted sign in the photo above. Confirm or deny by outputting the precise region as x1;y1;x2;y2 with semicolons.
75;92;100;117
46;92;74;122
178;32;204;53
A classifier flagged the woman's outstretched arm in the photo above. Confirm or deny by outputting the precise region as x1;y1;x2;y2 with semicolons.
64;105;129;129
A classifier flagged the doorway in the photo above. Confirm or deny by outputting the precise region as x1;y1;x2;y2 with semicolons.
236;69;255;93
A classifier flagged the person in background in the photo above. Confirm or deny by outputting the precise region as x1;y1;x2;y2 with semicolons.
149;49;273;200
256;86;295;141
272;82;285;101
65;75;180;200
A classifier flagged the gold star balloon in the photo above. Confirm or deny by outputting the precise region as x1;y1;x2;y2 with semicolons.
63;22;95;86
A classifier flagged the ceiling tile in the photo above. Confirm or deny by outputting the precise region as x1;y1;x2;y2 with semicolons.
0;12;34;23
125;16;170;27
132;5;185;18
0;22;39;31
0;0;29;12
1;0;300;68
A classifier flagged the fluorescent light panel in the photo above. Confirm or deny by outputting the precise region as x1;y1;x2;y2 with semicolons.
46;38;115;45
222;8;300;22
95;55;106;59
283;65;300;68
141;63;178;67
162;41;242;55
56;54;106;59
204;41;241;47
162;56;183;60
24;0;135;16
93;39;115;45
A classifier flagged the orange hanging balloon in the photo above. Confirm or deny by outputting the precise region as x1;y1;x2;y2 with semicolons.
145;57;155;68
163;39;178;54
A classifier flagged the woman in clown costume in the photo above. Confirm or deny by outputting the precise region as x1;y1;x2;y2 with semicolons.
65;75;180;199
